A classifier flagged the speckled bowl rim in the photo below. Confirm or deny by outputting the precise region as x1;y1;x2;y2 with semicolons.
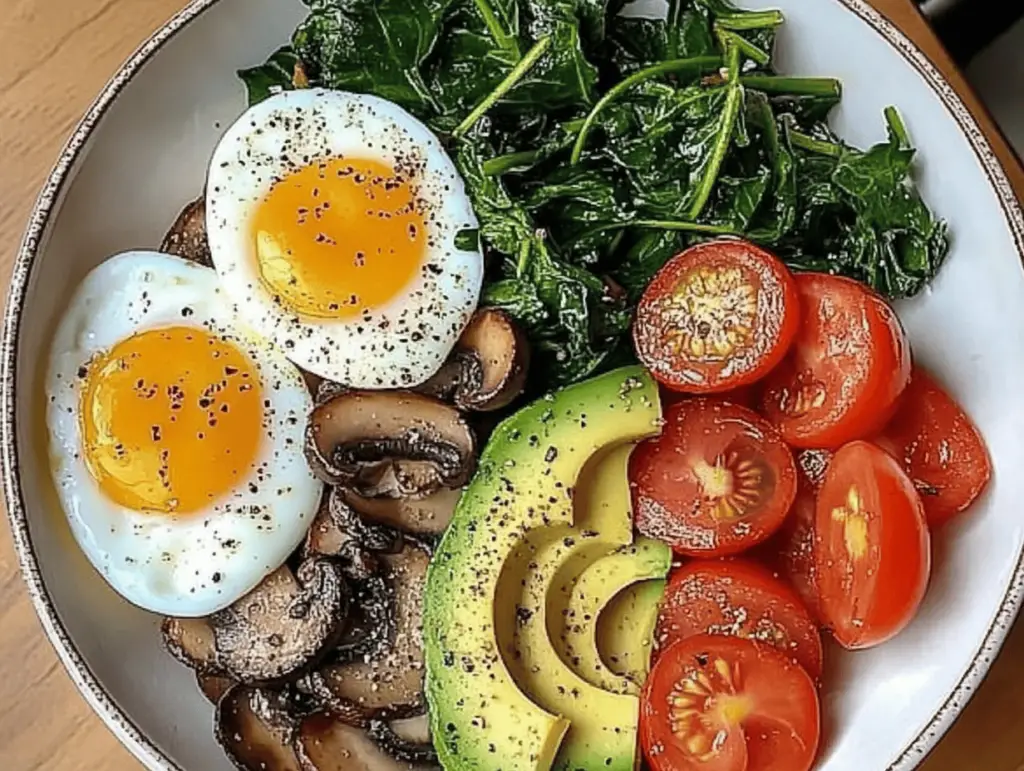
2;1;1023;769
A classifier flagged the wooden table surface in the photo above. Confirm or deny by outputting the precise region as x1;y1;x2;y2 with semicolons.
1;0;1022;769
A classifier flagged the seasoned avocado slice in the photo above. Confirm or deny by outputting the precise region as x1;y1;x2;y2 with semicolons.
554;539;670;696
501;445;651;771
599;579;667;688
424;367;661;771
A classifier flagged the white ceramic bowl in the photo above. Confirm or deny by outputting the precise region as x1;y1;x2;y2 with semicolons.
4;0;1024;769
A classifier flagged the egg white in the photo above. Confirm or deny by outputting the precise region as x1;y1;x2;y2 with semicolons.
206;88;483;388
45;251;322;617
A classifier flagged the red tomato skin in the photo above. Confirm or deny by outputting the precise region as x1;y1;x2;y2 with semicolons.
631;399;798;558
761;273;911;449
814;441;931;649
767;449;833;624
772;481;823;625
641;635;820;771
660;385;760;412
875;367;991;528
634;239;800;395
656;558;823;678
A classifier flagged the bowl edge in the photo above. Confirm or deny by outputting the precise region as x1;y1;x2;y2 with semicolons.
2;1;1023;770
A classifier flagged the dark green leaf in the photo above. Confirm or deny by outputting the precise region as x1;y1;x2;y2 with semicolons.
608;0;716;72
453;137;534;258
611;229;685;299
455;228;481;251
293;0;453;115
481;278;549;329
238;46;307;106
428;0;600;131
773;112;948;297
600;83;727;219
706;170;771;230
744;93;796;242
526;165;631;265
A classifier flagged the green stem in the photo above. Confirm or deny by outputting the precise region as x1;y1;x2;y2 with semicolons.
570;55;721;165
482;118;587;175
408;68;443;115
686;45;743;220
633;219;742;236
482;150;542;176
515;238;532;278
716;27;769;66
885;105;911;148
454;36;552;139
788;128;842;157
472;0;520;58
740;75;841;98
715;9;784;31
575;218;741;243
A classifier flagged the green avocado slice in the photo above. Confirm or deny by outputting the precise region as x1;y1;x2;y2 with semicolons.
423;367;661;771
599;579;668;689
554;540;670;696
500;445;655;771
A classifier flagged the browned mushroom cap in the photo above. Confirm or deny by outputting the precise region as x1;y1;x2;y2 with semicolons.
211;558;349;684
197;672;236;705
305;487;402;559
305;543;428;719
295;713;431;771
341;487;460;537
161;196;212;267
162;616;218;672
417;308;529;412
368;712;437;765
329;574;393;666
216;685;302;771
305;391;476;497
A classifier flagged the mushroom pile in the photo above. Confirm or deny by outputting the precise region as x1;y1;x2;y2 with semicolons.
159;200;530;771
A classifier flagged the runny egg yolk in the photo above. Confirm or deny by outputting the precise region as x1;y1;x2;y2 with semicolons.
79;326;264;514
252;157;427;319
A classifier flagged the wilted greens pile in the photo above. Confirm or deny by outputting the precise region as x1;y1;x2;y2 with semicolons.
243;0;948;387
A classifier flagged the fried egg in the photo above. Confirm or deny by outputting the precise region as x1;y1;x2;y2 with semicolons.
206;88;483;388
45;251;322;617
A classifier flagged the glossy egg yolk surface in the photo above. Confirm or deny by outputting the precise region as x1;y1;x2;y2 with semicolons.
252;157;427;319
80;325;263;515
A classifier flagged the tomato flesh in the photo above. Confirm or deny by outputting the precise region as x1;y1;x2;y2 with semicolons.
761;273;911;449
641;635;820;771
815;441;930;649
631;399;797;557
634;240;799;394
656;559;823;678
876;367;991;528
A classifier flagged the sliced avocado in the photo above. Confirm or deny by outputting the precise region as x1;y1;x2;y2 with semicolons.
599;579;668;687
424;367;661;771
501;445;651;771
554;540;670;696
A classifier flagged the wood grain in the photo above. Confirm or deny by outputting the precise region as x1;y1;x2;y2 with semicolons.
0;1;1021;769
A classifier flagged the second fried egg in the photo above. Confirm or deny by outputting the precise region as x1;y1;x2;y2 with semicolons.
206;88;483;388
46;251;321;616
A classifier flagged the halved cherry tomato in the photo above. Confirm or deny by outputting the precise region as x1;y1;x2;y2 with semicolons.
660;384;759;411
634;240;799;394
631;400;797;557
761;273;911;449
769;450;833;624
655;559;823;678
641;634;820;771
875;367;991;528
815;441;930;649
794;449;833;492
